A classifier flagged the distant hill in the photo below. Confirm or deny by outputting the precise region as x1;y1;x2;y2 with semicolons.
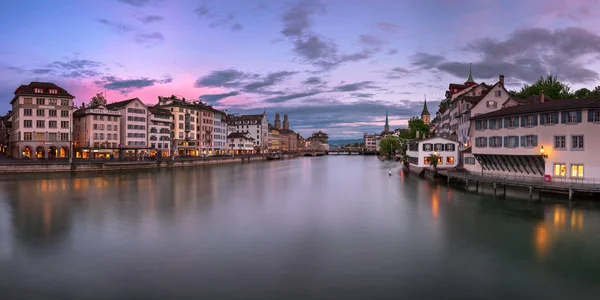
328;138;363;147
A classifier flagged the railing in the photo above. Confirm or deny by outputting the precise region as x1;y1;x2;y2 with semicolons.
444;170;600;192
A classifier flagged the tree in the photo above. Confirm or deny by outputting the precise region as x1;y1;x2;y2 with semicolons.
352;142;359;147
574;88;591;99
89;92;107;107
428;153;439;169
515;75;572;99
379;136;400;158
399;117;430;140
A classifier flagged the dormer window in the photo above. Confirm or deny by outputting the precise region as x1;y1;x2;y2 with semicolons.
34;88;44;93
49;89;58;94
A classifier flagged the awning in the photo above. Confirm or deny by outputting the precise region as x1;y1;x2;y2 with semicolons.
474;154;545;176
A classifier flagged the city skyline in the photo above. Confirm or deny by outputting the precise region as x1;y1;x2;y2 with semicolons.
2;0;600;138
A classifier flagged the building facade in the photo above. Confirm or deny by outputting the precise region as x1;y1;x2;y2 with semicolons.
227;132;254;154
466;97;600;182
364;133;380;151
73;105;121;159
406;137;459;169
228;112;269;151
197;105;214;155
147;107;173;157
156;96;198;156
268;124;280;152
106;98;148;158
213;110;228;154
9;82;74;159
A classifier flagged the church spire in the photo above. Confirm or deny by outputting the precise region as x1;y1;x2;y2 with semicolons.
384;110;389;131
465;63;476;85
421;95;430;125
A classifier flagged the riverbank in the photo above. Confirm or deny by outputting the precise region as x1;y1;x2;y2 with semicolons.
0;154;299;173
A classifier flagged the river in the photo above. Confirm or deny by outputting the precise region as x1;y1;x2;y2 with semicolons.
1;156;599;299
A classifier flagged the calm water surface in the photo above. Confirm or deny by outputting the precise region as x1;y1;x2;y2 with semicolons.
1;156;600;299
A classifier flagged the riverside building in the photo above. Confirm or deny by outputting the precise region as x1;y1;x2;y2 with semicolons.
465;97;600;182
73;104;121;159
106;98;149;158
147;107;173;157
9;82;75;159
156;96;198;156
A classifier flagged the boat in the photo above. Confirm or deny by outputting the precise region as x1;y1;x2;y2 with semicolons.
267;154;282;160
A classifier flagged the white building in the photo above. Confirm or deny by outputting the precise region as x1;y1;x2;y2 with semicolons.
147;107;173;158
9;82;75;159
364;133;380;151
156;96;198;156
465;96;600;182
73;105;121;159
196;105;214;155
406;137;459;169
106;98;148;158
227;112;269;152
212;109;228;154
227;132;254;154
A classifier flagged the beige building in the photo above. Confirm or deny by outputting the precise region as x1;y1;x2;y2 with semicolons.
106;98;149;158
73;105;121;159
268;124;280;152
227;132;254;154
9;82;74;159
196;105;214;155
156;96;198;156
147;107;173;157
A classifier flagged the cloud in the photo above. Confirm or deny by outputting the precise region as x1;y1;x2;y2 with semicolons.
95;75;173;94
97;18;134;33
263;91;321;103
194;3;242;31
412;27;600;84
388;48;398;55
199;91;241;103
134;32;164;46
136;15;163;23
195;69;297;94
280;0;374;71
387;67;411;79
377;22;401;33
118;0;152;6
351;93;374;98
31;69;53;75
302;76;325;85
359;34;383;46
332;81;378;92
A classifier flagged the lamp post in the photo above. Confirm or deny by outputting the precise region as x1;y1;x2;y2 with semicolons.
540;145;548;159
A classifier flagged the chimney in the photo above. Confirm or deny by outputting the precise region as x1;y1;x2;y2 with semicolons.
499;74;504;87
540;90;545;103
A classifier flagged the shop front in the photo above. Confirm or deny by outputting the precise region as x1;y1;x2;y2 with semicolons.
176;141;198;156
75;148;119;159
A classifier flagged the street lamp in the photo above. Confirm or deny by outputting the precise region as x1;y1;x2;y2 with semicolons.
540;146;548;158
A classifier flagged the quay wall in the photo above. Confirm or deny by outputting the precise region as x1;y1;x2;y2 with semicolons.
0;155;297;174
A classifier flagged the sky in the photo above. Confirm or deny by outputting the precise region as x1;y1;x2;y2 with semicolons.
2;0;600;139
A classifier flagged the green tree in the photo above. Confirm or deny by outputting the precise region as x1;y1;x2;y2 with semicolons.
590;86;600;97
89;92;107;107
379;136;400;158
574;88;591;98
515;75;572;99
428;153;439;169
359;142;365;147
352;142;359;147
399;117;430;139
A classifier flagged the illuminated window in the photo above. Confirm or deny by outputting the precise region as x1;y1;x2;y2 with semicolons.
34;88;43;93
424;157;431;165
446;156;455;164
24;98;33;104
571;164;584;178
554;164;566;177
49;89;58;94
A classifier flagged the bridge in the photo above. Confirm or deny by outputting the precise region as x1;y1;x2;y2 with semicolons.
329;147;378;155
299;150;326;157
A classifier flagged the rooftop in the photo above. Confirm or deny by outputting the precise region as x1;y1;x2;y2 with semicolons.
105;98;139;110
11;82;74;104
148;106;173;117
472;97;600;120
227;132;255;140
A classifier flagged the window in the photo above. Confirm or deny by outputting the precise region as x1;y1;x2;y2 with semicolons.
93;124;98;130
486;101;497;108
34;88;43;94
179;115;184;121
23;119;33;128
93;115;98;120
593;110;600;122
49;99;57;105
48;133;57;141
526;135;533;147
434;143;444;151
61;133;69;141
489;119;497;129
99;115;104;121
24;109;32;116
526;115;535;127
445;143;455;151
49;110;57;117
572;135;584;150
505;136;518;148
554;164;566;177
507;117;519;128
61;121;69;128
24;98;33;104
179;123;184;129
36;120;45;128
24;132;32;140
567;111;578;123
49;89;58;94
36;133;44;141
36;109;45;116
49;121;57;128
475;137;487;148
446;156;455;164
61;110;69;117
107;125;112;131
464;157;476;165
554;136;566;149
571;164;584;178
100;124;105;130
489;136;502;148
494;90;501;97
94;133;98;140
114;125;118;131
36;98;45;105
179;132;184;138
60;100;69;106
99;133;104;140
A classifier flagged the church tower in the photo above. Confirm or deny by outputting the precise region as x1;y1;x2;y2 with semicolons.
384;110;390;132
421;96;430;125
283;113;290;130
274;112;281;129
464;63;477;87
